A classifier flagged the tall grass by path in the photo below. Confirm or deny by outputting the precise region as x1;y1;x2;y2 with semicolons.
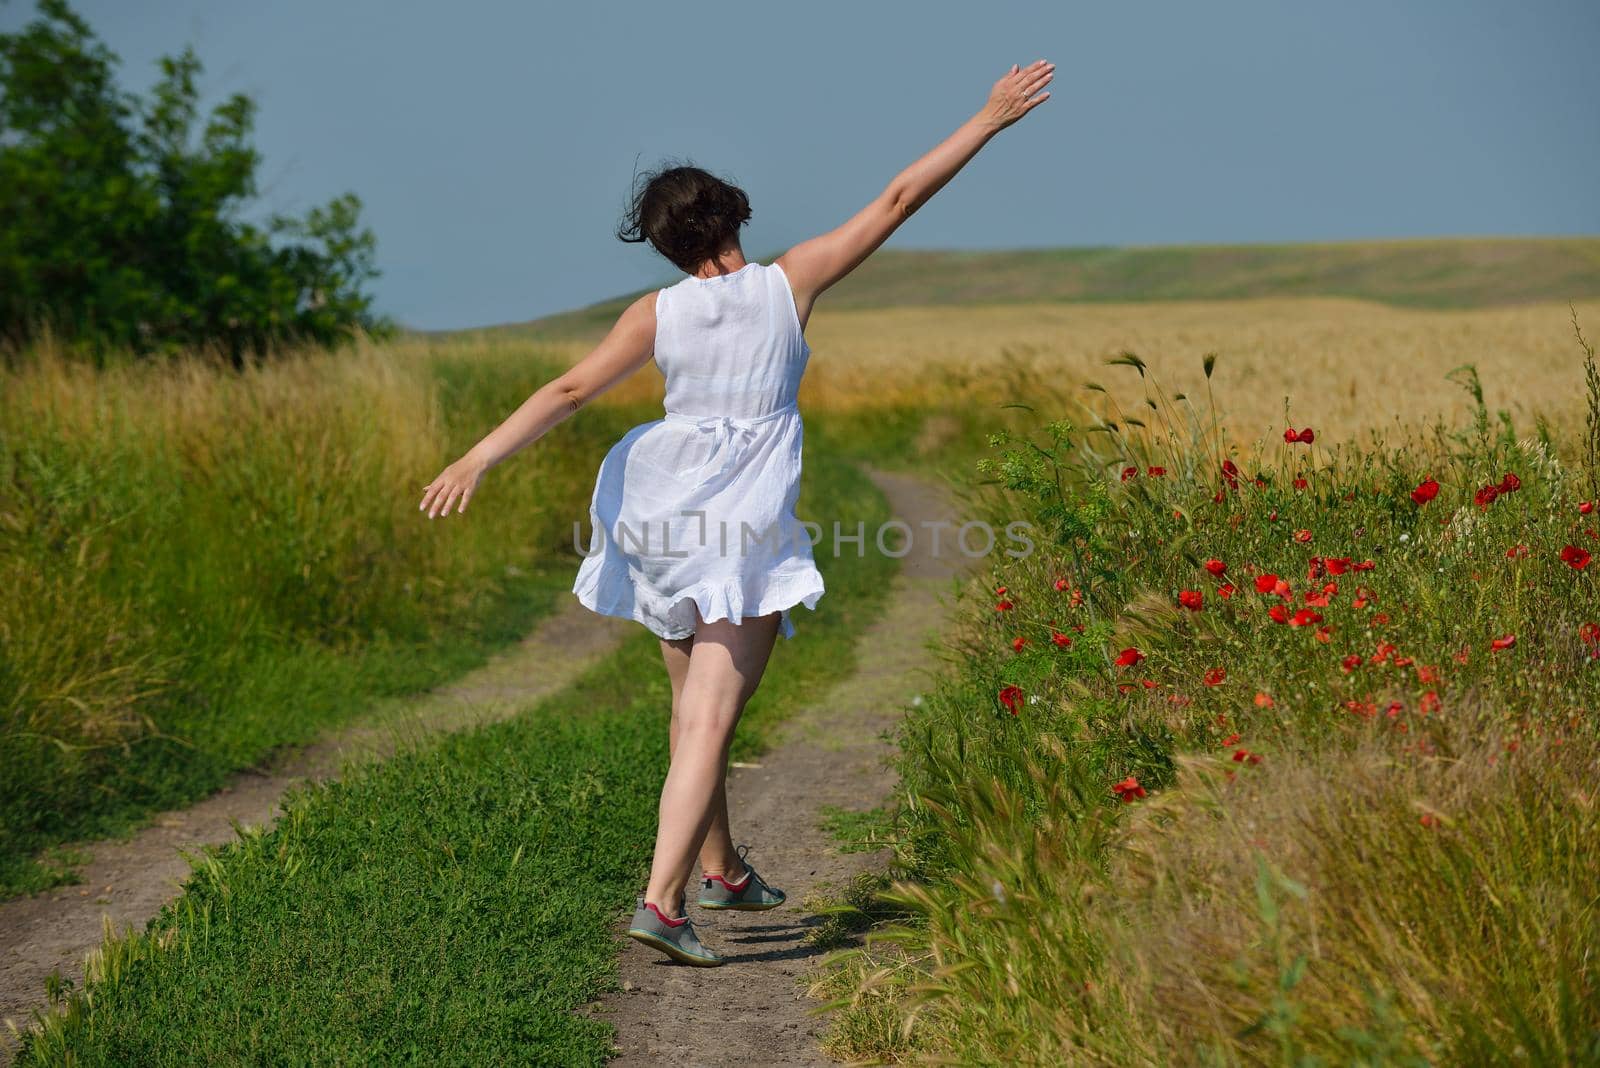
12;434;896;1066
817;350;1600;1065
0;339;639;898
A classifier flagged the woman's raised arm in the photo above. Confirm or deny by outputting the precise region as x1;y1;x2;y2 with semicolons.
775;60;1054;325
419;291;657;518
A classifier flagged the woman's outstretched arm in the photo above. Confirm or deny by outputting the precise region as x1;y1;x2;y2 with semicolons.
776;60;1053;326
418;291;657;518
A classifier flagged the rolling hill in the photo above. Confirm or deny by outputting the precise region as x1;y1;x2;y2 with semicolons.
484;237;1600;342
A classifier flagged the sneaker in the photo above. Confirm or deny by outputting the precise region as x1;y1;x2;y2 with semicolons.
626;897;724;967
695;845;786;911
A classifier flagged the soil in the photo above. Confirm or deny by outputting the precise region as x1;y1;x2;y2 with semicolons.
596;467;973;1066
0;600;633;1063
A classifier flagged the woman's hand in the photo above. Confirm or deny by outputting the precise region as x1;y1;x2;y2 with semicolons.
419;454;486;518
980;59;1054;131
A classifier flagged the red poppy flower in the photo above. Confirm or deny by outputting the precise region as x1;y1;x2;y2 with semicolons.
995;585;1007;595
1417;664;1440;684
1147;466;1166;477
1420;691;1441;714
1053;577;1069;592
1352;559;1375;571
1218;582;1236;599
1490;634;1516;651
1254;692;1274;708
1560;544;1592;570
1393;655;1414;668
995;599;1014;612
1111;776;1147;802
998;684;1024;714
1420;813;1438;829
1283;426;1315;444
1220;459;1240;490
1269;604;1290;624
1474;485;1499;508
1294;529;1313;543
1314;625;1333;644
1385;701;1404;718
1221;732;1241;746
1580;622;1600;645
1121;466;1138;482
1051;630;1072;647
1289;609;1323;627
1012;636;1027;652
1178;589;1204;611
1411;478;1440;505
1293;477;1308;490
1371;641;1397;663
1581;501;1595;515
1254;573;1280;594
1373;612;1390;625
1114;647;1145;668
1341;654;1362;673
1497;472;1521;494
1204;558;1227;577
1204;667;1226;686
1304;590;1331;607
1326;557;1351;575
1506;544;1530;559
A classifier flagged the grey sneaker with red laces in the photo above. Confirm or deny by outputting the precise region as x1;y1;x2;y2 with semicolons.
695;845;786;911
626;897;723;967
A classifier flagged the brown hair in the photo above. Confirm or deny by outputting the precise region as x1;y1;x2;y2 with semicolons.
616;162;751;273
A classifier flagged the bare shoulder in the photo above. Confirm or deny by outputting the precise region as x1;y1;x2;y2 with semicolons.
601;290;658;343
625;289;659;323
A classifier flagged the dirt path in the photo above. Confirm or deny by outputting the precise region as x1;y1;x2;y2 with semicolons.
0;601;632;1063
598;467;972;1066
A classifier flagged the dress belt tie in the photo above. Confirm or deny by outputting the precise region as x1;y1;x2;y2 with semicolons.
663;404;797;485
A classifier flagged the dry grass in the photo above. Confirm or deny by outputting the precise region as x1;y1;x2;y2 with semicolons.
1106;719;1600;1065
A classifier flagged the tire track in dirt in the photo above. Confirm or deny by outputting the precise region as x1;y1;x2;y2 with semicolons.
0;602;632;1063
597;467;973;1066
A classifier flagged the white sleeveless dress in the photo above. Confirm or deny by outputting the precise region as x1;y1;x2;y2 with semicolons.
571;261;826;640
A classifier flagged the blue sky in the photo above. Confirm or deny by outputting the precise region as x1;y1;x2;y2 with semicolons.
7;1;1598;329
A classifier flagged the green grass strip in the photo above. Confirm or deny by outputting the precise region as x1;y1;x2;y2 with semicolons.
17;441;896;1067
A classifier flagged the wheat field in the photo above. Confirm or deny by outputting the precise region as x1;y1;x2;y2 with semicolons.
560;296;1600;446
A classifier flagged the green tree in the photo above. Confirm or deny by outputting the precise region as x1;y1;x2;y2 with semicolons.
0;0;389;364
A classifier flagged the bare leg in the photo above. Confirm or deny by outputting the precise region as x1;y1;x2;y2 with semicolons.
645;609;781;915
659;635;743;898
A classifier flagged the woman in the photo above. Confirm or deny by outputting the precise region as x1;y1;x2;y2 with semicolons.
418;60;1053;966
